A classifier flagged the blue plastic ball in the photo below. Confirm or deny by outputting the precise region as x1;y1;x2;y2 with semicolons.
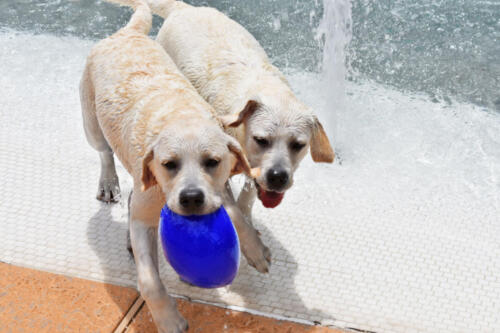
159;205;240;288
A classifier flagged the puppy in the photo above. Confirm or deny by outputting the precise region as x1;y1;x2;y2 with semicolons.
113;0;335;273
80;1;264;331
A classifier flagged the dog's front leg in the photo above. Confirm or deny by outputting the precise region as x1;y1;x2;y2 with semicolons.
129;192;188;333
236;176;257;225
226;184;270;273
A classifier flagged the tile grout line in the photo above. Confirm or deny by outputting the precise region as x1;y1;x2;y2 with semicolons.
113;295;145;333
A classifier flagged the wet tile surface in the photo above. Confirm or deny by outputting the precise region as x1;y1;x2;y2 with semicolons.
1;32;500;333
0;263;138;333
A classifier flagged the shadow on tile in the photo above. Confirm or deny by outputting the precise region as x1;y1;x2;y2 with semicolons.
86;192;332;330
86;197;138;322
225;218;332;323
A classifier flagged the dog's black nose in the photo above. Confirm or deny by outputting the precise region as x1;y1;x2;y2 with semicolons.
266;168;289;191
179;188;205;210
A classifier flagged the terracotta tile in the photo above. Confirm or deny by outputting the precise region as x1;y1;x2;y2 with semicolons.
126;299;342;333
0;263;138;332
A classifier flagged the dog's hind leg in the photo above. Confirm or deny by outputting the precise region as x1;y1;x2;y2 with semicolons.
80;66;121;203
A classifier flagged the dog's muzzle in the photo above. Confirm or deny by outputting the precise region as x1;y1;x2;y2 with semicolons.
179;187;205;213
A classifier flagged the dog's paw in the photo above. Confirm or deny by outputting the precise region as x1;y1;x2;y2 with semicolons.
96;176;120;203
156;311;188;333
241;229;271;273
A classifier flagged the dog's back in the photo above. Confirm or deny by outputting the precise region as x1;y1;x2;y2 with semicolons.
81;0;214;173
157;4;290;116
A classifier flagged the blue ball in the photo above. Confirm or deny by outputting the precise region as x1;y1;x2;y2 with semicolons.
159;205;240;288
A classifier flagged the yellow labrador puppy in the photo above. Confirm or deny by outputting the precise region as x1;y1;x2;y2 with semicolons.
80;1;265;331
112;0;335;273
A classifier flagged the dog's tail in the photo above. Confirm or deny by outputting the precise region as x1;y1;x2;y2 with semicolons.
107;0;179;20
105;0;152;34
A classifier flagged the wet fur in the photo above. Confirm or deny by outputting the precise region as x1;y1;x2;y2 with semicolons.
80;1;269;332
106;0;332;278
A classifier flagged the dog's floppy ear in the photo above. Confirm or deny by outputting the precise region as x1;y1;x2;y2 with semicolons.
310;116;335;163
227;136;259;178
141;148;157;191
221;99;260;128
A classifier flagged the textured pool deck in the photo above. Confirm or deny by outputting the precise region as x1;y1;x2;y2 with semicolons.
1;32;500;333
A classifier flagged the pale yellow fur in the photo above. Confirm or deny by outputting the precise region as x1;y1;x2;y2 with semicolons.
80;2;270;332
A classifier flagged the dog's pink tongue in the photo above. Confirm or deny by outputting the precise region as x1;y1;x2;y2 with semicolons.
258;189;284;208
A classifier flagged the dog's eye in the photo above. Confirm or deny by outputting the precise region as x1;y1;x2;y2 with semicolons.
163;161;178;171
204;158;220;169
253;136;270;148
290;141;306;152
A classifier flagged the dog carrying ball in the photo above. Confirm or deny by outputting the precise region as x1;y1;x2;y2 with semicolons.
159;205;240;288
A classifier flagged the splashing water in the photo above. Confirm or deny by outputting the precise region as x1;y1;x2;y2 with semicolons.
316;0;353;152
1;0;497;110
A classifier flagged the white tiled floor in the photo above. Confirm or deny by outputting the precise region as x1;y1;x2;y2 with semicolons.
1;32;500;333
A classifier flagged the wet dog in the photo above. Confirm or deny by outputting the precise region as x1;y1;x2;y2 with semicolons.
80;1;266;331
114;0;335;273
